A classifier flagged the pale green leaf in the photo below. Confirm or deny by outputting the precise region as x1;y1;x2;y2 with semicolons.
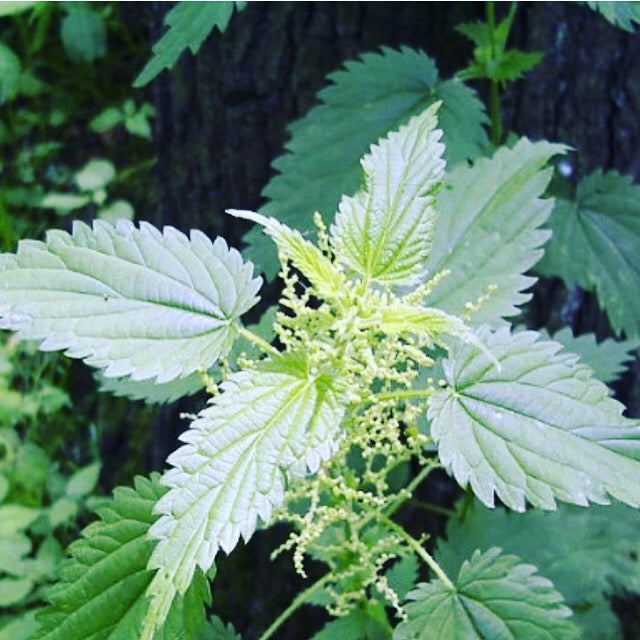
144;360;345;636
98;199;135;223
330;104;445;286
428;327;640;511
48;497;78;528
544;327;638;383
537;170;640;339
60;5;106;63
0;505;40;535
394;548;578;640
380;304;494;361
437;499;640;640
587;1;640;31
133;2;245;88
0;577;32;606
74;159;116;192
66;461;101;498
424;139;565;325
35;474;210;640
228;209;345;300
38;193;91;212
0;220;261;383
245;46;489;278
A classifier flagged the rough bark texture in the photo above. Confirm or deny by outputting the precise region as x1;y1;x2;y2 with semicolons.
133;3;640;638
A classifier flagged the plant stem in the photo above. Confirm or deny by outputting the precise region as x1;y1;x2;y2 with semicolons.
486;1;502;146
374;388;437;403
407;499;456;517
377;513;456;591
236;326;280;358
257;571;334;640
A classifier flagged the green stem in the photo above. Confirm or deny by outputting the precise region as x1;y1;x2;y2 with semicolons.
382;459;439;519
407;499;456;518
236;326;280;358
486;1;502;146
374;388;437;403
257;571;334;640
378;513;456;591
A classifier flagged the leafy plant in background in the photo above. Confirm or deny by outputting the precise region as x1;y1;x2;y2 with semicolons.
1;1;640;640
0;337;101;640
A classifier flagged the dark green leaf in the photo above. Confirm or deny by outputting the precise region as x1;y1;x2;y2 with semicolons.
538;170;640;339
35;474;210;640
437;499;640;640
134;2;245;88
246;46;489;278
394;548;578;640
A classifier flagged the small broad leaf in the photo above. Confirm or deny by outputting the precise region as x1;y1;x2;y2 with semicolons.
394;548;579;640
330;104;445;287
245;46;489;279
543;327;638;384
144;359;345;637
34;474;210;640
537;170;640;339
0;220;261;383
60;4;106;63
424;139;566;325
74;159;116;192
228;209;345;300
65;461;101;498
428;327;640;511
133;2;245;88
437;499;640;640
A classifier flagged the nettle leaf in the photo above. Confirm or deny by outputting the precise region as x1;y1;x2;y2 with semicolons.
424;139;566;325
437;499;640;640
134;1;245;87
330;104;445;287
35;474;210;640
587;1;640;32
0;220;261;383
380;303;492;358
537;170;640;339
144;359;345;636
228;209;345;300
428;327;640;511
245;46;489;278
205;616;242;640
543;327;638;384
96;371;205;404
394;548;578;640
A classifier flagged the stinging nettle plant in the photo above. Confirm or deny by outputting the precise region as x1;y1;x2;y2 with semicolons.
1;102;640;639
